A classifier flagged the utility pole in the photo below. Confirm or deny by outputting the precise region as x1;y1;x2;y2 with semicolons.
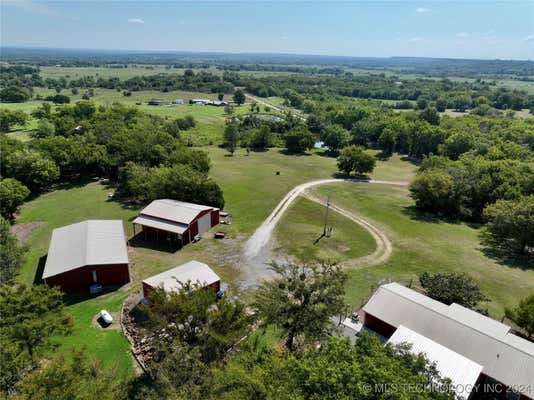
323;194;331;237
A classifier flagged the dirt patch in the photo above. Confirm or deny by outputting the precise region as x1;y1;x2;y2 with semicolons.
11;221;44;243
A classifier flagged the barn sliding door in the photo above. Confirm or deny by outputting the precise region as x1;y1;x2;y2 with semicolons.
197;213;211;235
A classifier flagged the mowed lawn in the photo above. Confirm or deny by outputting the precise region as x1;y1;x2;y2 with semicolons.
274;196;376;263
306;183;534;318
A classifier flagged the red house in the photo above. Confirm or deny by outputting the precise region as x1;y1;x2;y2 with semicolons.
132;199;219;245
43;220;130;294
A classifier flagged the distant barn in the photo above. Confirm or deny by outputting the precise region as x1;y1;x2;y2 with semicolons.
43;220;130;293
142;260;221;298
132;199;219;245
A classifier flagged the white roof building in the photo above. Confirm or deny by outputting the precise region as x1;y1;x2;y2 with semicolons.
142;260;220;294
363;283;534;395
388;325;483;399
43;220;129;279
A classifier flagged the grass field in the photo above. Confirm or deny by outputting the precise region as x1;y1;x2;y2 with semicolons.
1;88;259;144
303;183;534;318
39;66;219;80
274;196;376;263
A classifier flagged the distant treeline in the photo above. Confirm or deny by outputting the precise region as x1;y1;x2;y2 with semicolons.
2;47;533;78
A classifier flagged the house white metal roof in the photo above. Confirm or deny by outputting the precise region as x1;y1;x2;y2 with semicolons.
388;325;483;400
142;260;220;293
139;199;215;225
43;220;129;279
363;283;534;392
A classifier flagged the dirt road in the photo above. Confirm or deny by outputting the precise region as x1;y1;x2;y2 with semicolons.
239;178;408;287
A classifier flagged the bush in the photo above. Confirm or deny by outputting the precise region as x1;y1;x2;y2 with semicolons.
420;272;488;309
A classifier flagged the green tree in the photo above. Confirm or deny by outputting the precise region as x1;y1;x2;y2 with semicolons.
377;127;397;156
218;93;224;101
505;295;534;338
33;119;56;138
410;169;455;213
0;216;26;285
322;124;350;153
0;285;72;392
4;150;60;192
11;349;121;400
283;126;315;154
233;89;246;105
253;262;347;352
0;109;29;132
483;195;534;255
419;106;440;125
223;123;240;155
419;272;488;309
337;145;376;176
0;86;31;103
0;178;30;219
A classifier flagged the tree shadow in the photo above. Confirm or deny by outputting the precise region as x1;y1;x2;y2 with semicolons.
400;154;421;166
331;172;371;181
33;255;47;284
479;234;534;271
128;232;181;254
278;149;312;157
375;151;392;160
52;176;100;191
401;205;478;227
63;284;126;306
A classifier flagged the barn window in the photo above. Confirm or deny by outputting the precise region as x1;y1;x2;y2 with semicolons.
92;270;98;283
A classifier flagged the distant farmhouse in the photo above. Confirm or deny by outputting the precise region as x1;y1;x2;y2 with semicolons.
354;283;534;400
190;99;228;106
43;220;130;293
142;260;221;298
132;199;220;245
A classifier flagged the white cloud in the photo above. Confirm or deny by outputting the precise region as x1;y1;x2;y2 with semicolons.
524;34;534;42
409;37;425;42
128;18;144;24
455;32;469;38
416;7;431;13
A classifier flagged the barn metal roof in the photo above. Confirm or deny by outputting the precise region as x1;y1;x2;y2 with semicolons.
43;220;129;279
132;215;188;234
363;283;534;391
139;199;215;225
142;260;220;293
388;325;483;400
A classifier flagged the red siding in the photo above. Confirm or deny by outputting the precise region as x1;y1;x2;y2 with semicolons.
363;312;397;338
189;220;199;238
211;210;220;226
45;263;130;294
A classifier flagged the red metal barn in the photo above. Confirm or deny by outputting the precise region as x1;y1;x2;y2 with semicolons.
132;199;220;245
43;220;130;294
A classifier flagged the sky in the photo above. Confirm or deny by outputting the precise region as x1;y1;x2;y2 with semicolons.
1;1;533;60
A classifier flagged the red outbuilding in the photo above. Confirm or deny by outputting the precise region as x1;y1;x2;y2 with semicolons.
132;199;219;245
43;220;130;293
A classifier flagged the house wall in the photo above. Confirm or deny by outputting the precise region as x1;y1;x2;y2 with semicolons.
362;312;397;338
44;263;130;294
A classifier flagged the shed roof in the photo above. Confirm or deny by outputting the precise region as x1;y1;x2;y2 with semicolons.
132;215;188;235
388;325;483;400
139;199;215;225
142;261;220;293
363;283;534;390
43;220;128;279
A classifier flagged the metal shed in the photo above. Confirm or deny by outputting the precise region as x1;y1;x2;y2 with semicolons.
43;220;130;293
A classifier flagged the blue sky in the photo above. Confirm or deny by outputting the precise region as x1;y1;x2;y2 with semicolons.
2;1;533;60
